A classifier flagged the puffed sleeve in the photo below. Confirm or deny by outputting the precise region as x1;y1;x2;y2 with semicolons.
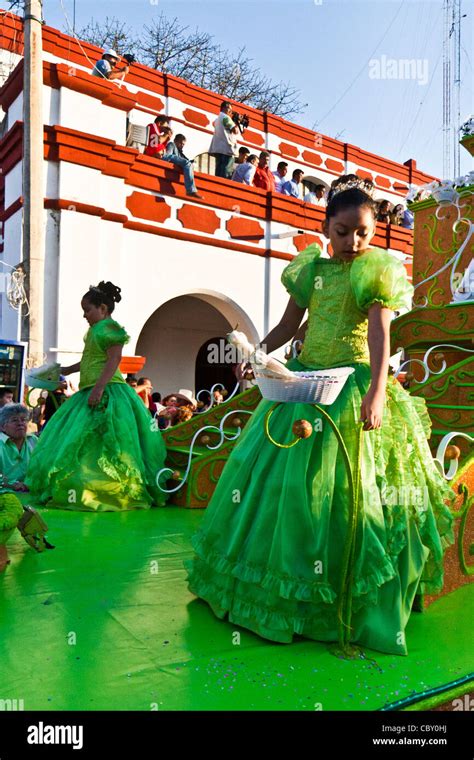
95;320;130;351
350;249;413;313
281;244;322;308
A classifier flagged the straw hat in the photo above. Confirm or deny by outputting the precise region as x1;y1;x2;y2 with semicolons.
163;389;197;409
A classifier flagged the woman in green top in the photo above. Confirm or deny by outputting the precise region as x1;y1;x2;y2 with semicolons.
26;281;168;511
186;175;454;656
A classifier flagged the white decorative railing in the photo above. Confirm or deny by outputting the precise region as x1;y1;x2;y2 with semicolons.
394;344;474;384
434;433;474;480
155;409;253;493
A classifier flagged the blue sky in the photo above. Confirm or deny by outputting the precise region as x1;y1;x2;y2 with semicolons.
43;0;473;179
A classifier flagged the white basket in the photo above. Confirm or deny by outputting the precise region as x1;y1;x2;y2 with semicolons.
253;366;355;405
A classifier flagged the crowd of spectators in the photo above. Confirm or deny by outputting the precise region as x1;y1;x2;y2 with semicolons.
90;52;416;226
376;199;414;229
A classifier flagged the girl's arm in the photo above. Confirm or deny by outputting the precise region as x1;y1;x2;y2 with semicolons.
61;362;81;375
259;297;306;353
236;297;305;380
360;304;392;430
88;344;123;406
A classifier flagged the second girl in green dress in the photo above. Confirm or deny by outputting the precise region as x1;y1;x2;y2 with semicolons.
26;281;168;511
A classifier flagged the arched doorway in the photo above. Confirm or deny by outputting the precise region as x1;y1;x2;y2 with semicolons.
195;336;239;401
135;291;258;398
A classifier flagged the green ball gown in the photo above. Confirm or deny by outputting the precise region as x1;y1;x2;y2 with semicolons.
186;246;454;655
26;318;168;511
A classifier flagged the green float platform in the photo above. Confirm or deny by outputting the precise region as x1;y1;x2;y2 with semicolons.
0;507;472;711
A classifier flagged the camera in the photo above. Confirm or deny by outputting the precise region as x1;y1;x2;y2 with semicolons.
123;53;137;65
232;111;250;133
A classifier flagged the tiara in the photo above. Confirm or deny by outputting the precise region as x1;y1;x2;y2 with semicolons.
329;177;376;200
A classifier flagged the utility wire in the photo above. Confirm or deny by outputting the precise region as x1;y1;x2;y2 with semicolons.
313;0;406;128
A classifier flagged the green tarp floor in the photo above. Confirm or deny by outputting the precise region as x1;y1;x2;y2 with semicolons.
0;507;472;711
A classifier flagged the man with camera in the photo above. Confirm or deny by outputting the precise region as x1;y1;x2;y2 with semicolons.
209;101;240;179
91;49;132;81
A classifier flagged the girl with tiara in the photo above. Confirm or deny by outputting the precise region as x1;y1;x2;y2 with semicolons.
186;175;454;656
26;281;168;511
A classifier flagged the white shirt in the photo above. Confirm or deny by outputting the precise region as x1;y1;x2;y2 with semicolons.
304;192;326;205
209;112;238;156
273;172;286;193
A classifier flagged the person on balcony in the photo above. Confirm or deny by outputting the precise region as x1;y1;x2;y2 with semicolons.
282;169;304;199
304;183;327;206
144;115;172;159
234;147;251;166
253;151;276;191
376;199;392;223
163;134;203;198
209;102;239;179
91;49;130;81
272;161;289;193
389;204;404;225
231;154;258;185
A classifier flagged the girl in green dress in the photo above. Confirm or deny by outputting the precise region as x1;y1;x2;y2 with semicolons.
186;175;454;656
26;281;168;511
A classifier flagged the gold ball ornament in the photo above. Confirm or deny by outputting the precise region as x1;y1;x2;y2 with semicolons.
221;389;228;398
445;445;461;460
434;352;445;362
171;470;181;481
406;371;415;381
201;435;211;445
292;419;313;439
197;401;204;409
231;417;242;427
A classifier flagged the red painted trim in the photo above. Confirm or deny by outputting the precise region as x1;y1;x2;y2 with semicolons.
182;108;210;128
244;130;265;147
135;90;165;114
0;121;23;174
44;198;105;216
279;141;300;158
226;217;265;241
302;150;323;166
41;195;295;259
0;56;23;110
126;192;172;224
177;204;221;234
325;158;345;173
122;219;268;255
375;174;392;189
5;193;410;270
2;121;414;255
101;212;129;223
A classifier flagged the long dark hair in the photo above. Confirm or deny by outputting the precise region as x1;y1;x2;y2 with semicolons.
82;281;122;313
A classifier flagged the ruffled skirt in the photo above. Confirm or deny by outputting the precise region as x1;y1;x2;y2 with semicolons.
186;361;455;655
25;383;168;511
